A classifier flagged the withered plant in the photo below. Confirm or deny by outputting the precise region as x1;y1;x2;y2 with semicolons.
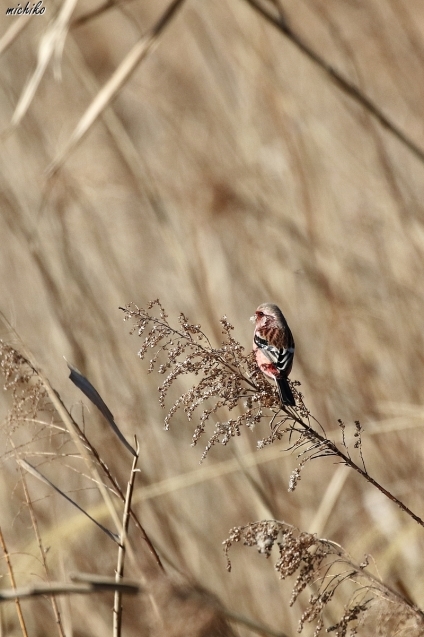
1;302;424;636
121;298;290;460
223;520;423;637
121;300;424;636
120;301;424;521
0;337;247;637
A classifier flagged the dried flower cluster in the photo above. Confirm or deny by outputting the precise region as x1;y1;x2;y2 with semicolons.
0;340;49;432
121;300;301;460
121;304;424;523
223;520;423;636
121;303;378;489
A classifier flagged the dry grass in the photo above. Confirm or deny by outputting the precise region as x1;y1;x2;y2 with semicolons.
1;0;424;635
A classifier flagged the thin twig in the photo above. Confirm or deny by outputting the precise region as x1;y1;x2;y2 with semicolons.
73;423;165;570
18;459;119;543
13;447;66;637
0;320;159;567
284;406;424;529
0;326;124;539
0;528;28;637
113;438;140;637
0;579;140;602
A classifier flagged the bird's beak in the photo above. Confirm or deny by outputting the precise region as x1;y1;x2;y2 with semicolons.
250;315;256;323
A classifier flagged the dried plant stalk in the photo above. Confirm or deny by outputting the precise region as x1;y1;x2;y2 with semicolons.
223;520;424;637
122;302;424;533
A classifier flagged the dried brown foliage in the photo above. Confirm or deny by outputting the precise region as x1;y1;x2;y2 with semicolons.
121;299;301;461
0;341;50;432
0;335;264;635
223;520;424;637
121;301;424;635
0;309;424;636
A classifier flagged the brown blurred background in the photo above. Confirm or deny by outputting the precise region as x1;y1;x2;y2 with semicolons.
1;0;424;634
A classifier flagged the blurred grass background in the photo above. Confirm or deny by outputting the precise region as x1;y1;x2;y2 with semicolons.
1;0;424;634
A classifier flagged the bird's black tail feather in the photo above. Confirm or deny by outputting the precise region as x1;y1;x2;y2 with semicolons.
276;377;295;406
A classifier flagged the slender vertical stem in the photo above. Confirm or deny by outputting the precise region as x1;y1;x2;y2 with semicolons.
0;528;28;637
113;439;140;637
15;460;66;637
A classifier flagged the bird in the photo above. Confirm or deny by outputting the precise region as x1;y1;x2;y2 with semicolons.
251;303;295;406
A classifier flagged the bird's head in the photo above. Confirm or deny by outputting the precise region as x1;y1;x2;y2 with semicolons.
250;303;282;329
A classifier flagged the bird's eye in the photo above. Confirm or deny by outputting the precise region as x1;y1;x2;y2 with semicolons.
257;311;264;318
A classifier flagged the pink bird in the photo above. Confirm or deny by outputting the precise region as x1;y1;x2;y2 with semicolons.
251;303;295;406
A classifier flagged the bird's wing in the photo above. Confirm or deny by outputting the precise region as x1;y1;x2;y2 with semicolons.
254;333;294;373
254;333;278;361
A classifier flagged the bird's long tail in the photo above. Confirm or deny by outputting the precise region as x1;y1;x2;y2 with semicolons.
276;376;295;406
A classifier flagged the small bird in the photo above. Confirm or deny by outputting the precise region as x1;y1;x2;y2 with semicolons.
251;303;295;406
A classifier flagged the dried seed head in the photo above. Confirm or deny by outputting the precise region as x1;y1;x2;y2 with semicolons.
122;301;291;460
